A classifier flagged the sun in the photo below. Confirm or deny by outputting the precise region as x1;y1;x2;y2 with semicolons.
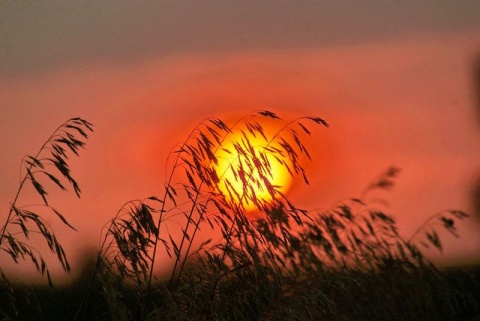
213;130;293;212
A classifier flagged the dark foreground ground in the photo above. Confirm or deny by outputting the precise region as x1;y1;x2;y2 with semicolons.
1;263;480;321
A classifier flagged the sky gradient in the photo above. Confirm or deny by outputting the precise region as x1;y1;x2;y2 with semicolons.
1;1;480;280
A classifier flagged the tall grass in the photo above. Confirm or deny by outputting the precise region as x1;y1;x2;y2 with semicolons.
0;118;93;318
1;112;476;321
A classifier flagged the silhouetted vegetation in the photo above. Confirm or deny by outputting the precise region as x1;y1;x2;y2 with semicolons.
1;112;479;321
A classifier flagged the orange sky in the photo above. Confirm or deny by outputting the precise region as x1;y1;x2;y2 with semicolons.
1;2;480;280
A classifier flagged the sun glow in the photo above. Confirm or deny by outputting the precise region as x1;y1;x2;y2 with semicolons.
214;131;293;212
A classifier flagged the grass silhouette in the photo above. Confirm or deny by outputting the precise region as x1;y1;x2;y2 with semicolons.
1;112;478;321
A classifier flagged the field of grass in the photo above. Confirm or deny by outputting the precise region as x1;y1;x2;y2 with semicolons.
2;261;479;321
1;112;479;320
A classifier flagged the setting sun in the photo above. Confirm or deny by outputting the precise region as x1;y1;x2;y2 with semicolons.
213;130;293;212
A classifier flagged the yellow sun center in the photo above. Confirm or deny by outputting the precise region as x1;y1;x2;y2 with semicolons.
214;132;292;212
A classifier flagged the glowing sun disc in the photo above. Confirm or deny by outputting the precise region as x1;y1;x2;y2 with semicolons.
214;131;292;212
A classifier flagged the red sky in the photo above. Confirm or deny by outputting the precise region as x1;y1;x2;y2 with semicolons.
1;2;480;281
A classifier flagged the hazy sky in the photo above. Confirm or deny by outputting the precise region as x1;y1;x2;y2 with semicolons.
2;1;479;76
1;1;480;280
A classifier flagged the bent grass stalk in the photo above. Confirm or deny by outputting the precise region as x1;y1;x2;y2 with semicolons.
170;111;289;288
199;113;329;319
88;110;330;319
0;118;93;317
1;118;93;278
